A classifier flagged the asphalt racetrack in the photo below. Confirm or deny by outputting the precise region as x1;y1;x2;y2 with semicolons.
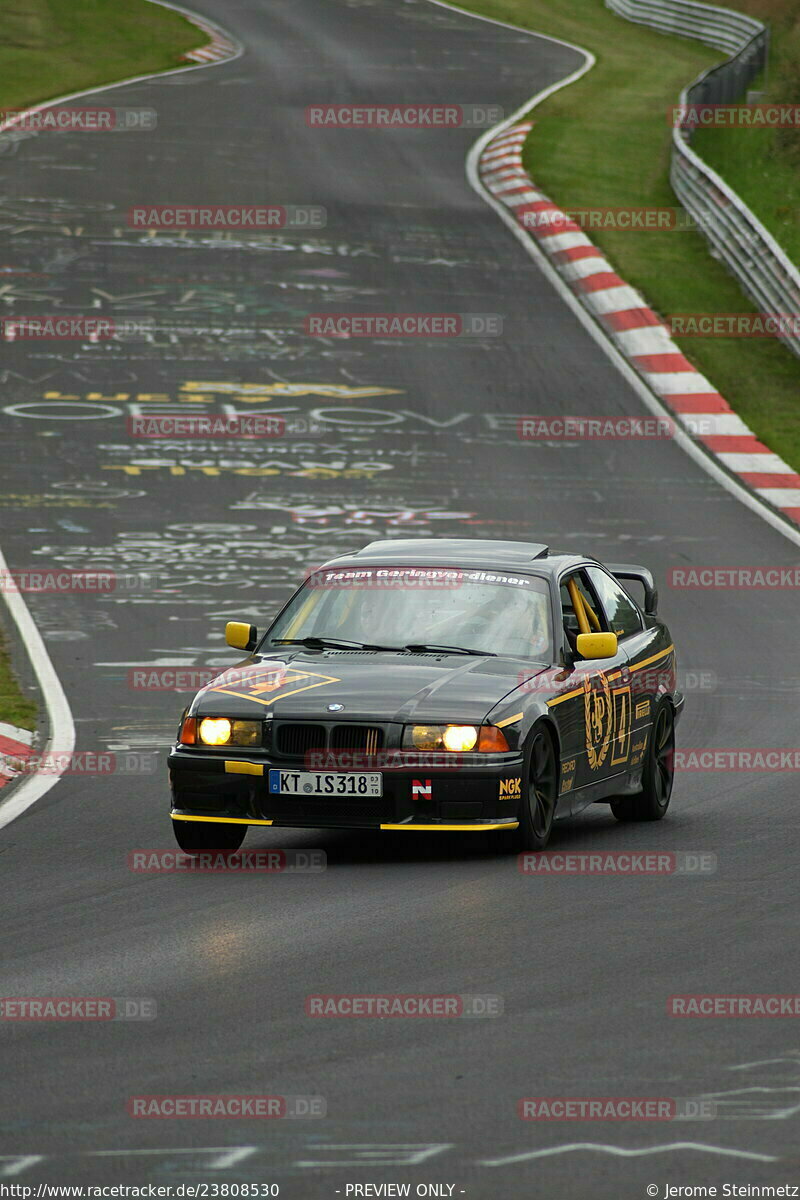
1;1;799;1196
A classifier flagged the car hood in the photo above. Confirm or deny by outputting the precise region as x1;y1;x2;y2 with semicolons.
191;649;550;725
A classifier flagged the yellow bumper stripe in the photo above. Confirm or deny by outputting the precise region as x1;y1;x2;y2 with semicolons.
171;814;272;826
224;761;264;776
380;821;519;831
171;814;517;832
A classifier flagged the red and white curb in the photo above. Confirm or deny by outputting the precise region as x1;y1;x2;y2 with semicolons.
182;14;238;63
479;123;800;529
0;723;35;791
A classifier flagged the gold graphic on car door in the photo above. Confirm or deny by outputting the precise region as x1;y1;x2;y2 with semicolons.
610;685;632;766
584;673;612;770
584;674;632;771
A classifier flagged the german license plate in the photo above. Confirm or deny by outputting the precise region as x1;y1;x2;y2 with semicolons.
268;770;382;797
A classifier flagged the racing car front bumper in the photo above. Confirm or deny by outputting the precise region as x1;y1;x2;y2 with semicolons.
168;747;525;831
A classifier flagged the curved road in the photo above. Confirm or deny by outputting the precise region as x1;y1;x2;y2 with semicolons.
1;1;799;1195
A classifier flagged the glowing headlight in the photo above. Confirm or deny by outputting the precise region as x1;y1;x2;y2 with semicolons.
197;718;262;748
442;725;479;752
404;724;479;752
198;718;231;746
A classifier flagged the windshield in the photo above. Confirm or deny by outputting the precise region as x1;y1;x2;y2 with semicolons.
265;565;553;660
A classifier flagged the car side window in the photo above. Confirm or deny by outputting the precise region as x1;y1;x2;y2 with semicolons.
585;566;643;639
559;570;609;651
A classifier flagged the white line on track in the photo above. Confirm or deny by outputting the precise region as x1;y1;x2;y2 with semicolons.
0;544;74;831
481;1141;779;1165
90;1148;259;1169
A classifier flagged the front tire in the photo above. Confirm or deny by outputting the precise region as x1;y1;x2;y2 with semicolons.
611;701;675;822
506;725;558;851
172;818;247;853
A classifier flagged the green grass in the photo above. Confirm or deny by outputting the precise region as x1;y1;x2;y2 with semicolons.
692;0;800;266
455;0;800;471
0;628;36;733
0;0;208;110
695;117;800;267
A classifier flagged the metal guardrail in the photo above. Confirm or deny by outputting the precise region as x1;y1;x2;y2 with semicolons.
606;0;800;359
605;0;761;54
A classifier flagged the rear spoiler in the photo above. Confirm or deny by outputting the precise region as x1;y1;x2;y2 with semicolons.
607;563;658;617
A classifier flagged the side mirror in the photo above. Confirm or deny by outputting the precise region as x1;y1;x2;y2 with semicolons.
226;621;258;652
576;631;618;660
607;564;658;617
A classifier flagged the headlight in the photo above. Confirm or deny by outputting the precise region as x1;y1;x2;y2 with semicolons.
199;718;231;745
402;724;510;752
442;725;479;752
198;717;261;747
403;724;478;752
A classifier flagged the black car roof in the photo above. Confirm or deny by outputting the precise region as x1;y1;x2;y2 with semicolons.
319;539;586;575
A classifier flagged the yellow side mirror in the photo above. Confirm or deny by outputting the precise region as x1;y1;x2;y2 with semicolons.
576;631;618;660
225;621;257;652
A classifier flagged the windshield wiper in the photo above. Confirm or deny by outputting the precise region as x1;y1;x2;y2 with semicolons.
403;642;496;657
272;636;399;652
271;636;495;657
